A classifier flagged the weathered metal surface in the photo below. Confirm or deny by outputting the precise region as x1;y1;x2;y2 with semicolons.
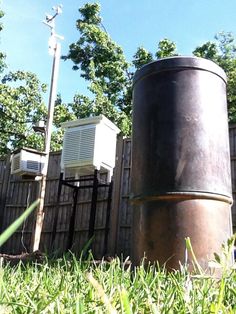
131;56;233;269
132;198;232;269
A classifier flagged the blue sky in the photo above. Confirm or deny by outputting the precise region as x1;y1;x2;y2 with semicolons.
2;0;236;104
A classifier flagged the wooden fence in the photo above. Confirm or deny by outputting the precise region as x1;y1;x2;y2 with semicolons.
0;136;131;258
229;124;236;230
1;127;236;258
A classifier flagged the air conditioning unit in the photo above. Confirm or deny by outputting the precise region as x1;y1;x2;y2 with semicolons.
61;115;120;181
11;148;47;176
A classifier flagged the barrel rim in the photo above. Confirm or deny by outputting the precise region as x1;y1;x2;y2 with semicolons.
130;191;233;204
133;56;227;86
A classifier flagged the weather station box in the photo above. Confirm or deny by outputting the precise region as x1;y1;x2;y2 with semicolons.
61;115;120;181
11;148;47;177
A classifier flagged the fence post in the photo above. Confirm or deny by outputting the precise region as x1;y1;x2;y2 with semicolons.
0;155;11;235
107;136;124;256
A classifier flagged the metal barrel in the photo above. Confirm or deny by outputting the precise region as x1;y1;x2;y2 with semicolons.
131;56;233;270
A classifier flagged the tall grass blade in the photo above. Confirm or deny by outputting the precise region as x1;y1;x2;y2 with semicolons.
87;272;117;314
185;237;203;275
120;288;132;314
0;199;40;248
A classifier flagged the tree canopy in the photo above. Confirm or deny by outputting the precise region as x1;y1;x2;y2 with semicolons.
63;3;178;136
1;2;236;157
192;32;236;122
0;8;73;156
64;3;236;135
0;9;48;156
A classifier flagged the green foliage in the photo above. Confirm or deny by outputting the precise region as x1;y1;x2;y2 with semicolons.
2;1;236;154
0;5;66;156
0;5;49;156
62;4;182;136
0;8;6;74
0;71;47;155
63;3;132;135
155;38;178;58
132;47;154;69
193;32;236;123
0;1;179;153
193;41;218;61
53;95;76;128
64;3;236;133
64;3;179;136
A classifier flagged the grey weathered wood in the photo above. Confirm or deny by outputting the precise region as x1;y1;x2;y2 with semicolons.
108;135;124;255
0;155;11;234
0;127;236;257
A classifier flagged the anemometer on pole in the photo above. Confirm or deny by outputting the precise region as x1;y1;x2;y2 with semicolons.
32;5;63;252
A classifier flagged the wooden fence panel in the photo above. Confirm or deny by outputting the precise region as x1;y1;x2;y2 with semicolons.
38;152;62;252
229;124;236;232
1;126;236;257
110;138;132;258
107;136;124;255
0;156;11;234
0;177;38;254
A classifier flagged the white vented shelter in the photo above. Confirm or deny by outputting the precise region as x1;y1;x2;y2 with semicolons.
11;148;46;176
61;115;120;181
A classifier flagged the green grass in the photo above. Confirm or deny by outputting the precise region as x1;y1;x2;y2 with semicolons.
0;208;235;313
0;252;235;314
1;202;234;312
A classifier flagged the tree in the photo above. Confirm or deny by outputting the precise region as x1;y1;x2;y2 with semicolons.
63;3;178;136
0;6;77;156
0;2;179;156
0;8;6;74
3;2;236;156
64;3;236;134
193;32;236;122
0;71;48;155
0;8;49;156
62;3;132;135
0;6;73;156
0;71;74;155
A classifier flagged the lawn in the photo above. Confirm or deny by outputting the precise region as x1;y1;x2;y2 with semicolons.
0;250;235;314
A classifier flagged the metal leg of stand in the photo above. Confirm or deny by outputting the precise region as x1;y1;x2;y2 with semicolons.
67;187;79;251
88;170;98;242
51;172;63;250
103;180;113;256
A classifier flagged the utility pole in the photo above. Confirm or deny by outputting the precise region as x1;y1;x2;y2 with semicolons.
31;5;63;251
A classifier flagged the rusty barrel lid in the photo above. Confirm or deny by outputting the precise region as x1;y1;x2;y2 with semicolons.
133;56;227;87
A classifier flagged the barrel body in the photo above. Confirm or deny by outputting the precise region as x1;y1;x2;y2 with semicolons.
131;57;233;269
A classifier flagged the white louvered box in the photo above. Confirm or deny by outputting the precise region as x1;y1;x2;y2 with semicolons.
11;148;47;176
61;115;120;181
